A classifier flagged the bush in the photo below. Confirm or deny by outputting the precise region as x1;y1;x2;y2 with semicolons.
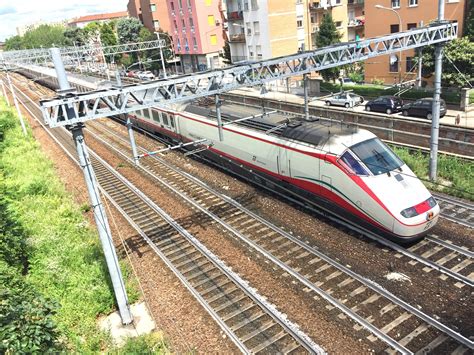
0;261;61;353
113;333;168;354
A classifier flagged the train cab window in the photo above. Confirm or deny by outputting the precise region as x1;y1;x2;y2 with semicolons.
143;108;151;120
162;113;169;126
350;138;403;175
339;151;369;176
169;115;175;128
152;110;160;122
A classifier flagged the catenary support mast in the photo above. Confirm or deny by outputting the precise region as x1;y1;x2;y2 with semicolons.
50;48;133;325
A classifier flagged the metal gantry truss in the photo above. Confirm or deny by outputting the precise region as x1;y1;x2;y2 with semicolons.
0;39;166;68
37;22;457;128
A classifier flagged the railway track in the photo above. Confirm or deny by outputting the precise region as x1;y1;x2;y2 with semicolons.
433;193;474;229
11;76;474;354
84;119;473;354
9;79;323;354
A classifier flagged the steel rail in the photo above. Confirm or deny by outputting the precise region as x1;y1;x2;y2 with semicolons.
426;235;473;259
11;81;324;355
433;193;474;228
85;120;473;352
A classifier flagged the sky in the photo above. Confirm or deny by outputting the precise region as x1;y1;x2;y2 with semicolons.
0;0;128;41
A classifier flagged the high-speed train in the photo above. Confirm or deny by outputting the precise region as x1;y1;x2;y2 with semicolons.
18;65;439;242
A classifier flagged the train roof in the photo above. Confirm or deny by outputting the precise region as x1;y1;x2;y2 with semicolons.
183;101;363;149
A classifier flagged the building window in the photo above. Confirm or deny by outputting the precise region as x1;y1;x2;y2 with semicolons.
335;21;342;28
243;0;249;11
253;21;260;34
208;15;215;26
390;24;400;33
334;0;341;4
153;20;160;29
408;0;418;6
297;19;303;28
174;20;178;30
205;0;211;5
406;56;415;72
187;0;191;7
170;2;175;11
182;19;186;29
210;34;217;45
246;22;252;35
189;17;194;29
150;3;156;11
407;23;416;30
178;0;182;9
251;0;258;10
256;45;262;58
248;46;254;58
391;0;400;8
193;37;197;46
389;55;399;72
311;15;316;24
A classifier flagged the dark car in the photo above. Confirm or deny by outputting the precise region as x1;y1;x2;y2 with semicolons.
365;96;403;114
402;98;447;119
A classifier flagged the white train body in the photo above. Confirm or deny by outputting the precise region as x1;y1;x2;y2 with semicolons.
17;64;439;242
129;103;439;242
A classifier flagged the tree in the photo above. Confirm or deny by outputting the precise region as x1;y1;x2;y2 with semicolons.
4;35;23;50
100;22;117;47
222;41;231;64
64;27;86;47
315;14;342;81
117;17;143;44
419;37;474;87
464;0;474;41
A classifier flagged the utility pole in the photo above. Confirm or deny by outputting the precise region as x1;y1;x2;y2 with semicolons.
0;79;10;106
50;48;133;325
417;21;424;88
303;74;309;121
155;32;167;79
5;71;27;136
429;0;445;181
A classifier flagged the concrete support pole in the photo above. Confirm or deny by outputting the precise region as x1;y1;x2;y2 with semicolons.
417;48;423;88
429;1;445;182
303;74;309;121
126;117;140;166
156;32;167;79
50;48;133;325
6;72;27;136
215;94;224;141
1;79;10;106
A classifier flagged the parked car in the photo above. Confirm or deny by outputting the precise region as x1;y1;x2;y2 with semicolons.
325;92;364;108
402;98;447;119
138;71;155;80
126;70;138;78
365;96;403;114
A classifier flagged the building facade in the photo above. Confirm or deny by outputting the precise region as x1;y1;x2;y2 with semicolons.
68;11;129;29
165;0;226;72
226;0;312;63
127;0;143;22
364;0;466;85
140;0;172;33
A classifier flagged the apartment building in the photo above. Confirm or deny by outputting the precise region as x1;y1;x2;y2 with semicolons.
140;0;172;33
308;0;364;46
364;0;466;85
225;0;311;63
127;0;143;22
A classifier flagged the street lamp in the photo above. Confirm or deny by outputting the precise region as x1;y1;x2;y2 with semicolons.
375;4;402;84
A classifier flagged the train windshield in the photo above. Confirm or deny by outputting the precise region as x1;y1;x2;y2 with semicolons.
350;138;404;175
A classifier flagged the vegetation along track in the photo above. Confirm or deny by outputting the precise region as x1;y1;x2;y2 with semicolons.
10;80;324;354
84;117;473;354
12;77;474;354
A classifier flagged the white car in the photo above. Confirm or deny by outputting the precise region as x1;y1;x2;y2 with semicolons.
325;92;364;108
138;71;155;80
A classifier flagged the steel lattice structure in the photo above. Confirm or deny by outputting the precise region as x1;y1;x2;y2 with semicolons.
37;22;457;128
0;39;166;67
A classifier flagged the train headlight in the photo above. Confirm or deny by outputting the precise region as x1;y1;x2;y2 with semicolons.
401;207;418;218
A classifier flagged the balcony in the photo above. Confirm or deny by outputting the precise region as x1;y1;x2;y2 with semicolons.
229;33;246;42
227;10;243;21
348;0;364;5
347;17;365;27
309;2;326;11
231;55;248;63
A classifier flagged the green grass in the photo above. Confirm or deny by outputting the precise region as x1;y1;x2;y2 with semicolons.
320;82;462;105
0;100;151;351
392;146;474;201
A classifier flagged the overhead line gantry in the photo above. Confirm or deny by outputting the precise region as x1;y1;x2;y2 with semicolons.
34;22;458;128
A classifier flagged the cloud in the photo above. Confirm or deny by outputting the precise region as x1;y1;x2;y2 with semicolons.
0;5;16;16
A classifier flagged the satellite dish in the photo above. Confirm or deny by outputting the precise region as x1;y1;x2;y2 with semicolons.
389;54;399;65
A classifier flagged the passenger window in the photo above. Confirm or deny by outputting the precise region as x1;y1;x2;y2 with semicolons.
162;113;169;126
338;151;369;176
152;110;160;122
170;115;175;128
143;108;151;119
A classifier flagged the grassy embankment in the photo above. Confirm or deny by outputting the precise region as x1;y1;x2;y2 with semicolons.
0;100;167;352
392;146;473;201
